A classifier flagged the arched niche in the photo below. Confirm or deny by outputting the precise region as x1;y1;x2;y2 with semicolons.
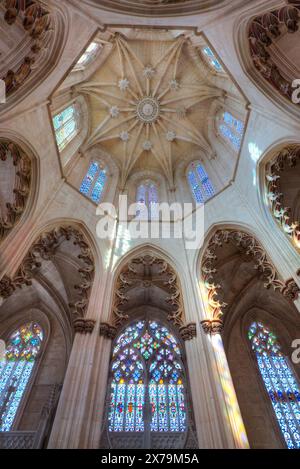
263;144;300;253
0;1;66;111
0;138;36;245
99;252;198;449
199;227;300;448
237;2;300;118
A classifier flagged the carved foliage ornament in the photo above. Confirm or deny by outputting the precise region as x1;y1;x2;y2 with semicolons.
1;0;54;96
0;140;31;243
200;229;300;335
265;145;300;251
108;254;196;340
248;2;300;103
0;226;95;331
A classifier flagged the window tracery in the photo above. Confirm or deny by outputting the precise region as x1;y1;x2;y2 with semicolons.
248;321;300;449
0;322;43;431
219;111;244;151
187;162;215;203
136;181;159;219
53;105;79;152
202;46;223;72
80;161;107;203
107;320;187;441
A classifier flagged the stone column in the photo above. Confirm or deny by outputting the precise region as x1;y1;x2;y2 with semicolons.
47;318;98;449
200;319;249;449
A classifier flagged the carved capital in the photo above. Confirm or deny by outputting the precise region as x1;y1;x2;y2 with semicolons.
179;323;197;341
200;319;223;335
99;322;117;340
281;278;300;301
73;318;96;334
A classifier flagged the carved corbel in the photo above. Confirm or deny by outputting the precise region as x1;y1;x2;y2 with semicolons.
99;322;117;340
73;318;96;334
179;323;197;341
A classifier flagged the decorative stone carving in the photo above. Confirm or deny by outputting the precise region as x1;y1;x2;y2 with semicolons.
74;318;96;334
179;323;197;341
1;0;54;96
201;229;300;333
265;145;300;251
76;33;219;188
111;255;184;329
99;322;118;340
200;319;223;335
0;140;31;243
0;226;95;329
248;2;300;103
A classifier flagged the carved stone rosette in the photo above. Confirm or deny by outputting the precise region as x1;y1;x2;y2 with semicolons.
201;229;300;333
265;145;300;251
248;2;300;103
0;226;95;330
1;0;54;96
0;140;31;243
111;254;184;329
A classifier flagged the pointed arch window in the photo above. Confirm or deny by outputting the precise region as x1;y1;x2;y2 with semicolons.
187;162;215;203
107;320;187;447
53;105;79;152
0;322;43;431
202;46;223;72
76;42;101;68
248;321;300;449
136;181;159;220
80;161;107;203
219;111;244;151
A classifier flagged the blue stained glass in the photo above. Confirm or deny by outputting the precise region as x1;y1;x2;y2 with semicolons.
108;321;187;434
136;182;159;220
188;163;214;203
79;162;107;203
203;46;223;72
249;322;300;449
53;105;78;151
91;169;107;203
0;323;43;431
220;112;244;151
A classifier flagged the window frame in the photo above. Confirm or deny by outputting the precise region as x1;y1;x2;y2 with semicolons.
186;160;215;204
79;159;108;204
0;320;47;432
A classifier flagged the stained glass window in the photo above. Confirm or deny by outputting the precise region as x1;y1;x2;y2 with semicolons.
53;105;79;151
248;322;300;449
76;42;100;68
79;161;107;203
108;321;187;435
202;46;223;72
136;181;159;220
188;162;215;203
0;322;43;431
219;111;244;151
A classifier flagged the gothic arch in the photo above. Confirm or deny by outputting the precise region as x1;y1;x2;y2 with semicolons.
99;246;198;449
198;224;300;448
0;222;97;334
0;1;68;113
236;2;300;119
260;142;300;253
0;135;38;246
198;226;300;334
